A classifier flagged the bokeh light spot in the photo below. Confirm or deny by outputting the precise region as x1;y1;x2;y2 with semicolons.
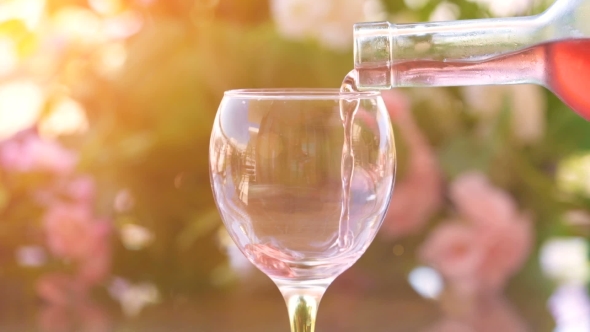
0;80;44;140
39;97;89;138
393;244;405;256
408;266;444;299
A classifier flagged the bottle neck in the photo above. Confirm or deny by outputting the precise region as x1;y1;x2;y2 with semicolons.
390;15;545;62
390;43;547;87
354;15;550;89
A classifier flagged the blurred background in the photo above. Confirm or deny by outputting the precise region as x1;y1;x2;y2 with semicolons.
0;0;589;331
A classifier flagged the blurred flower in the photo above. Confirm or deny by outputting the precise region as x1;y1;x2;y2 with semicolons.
540;237;589;284
556;153;590;198
449;171;516;228
89;0;123;16
225;241;253;277
0;0;45;30
77;241;111;286
43;202;111;263
419;222;482;287
65;175;96;204
422;319;472;332
37;273;88;306
380;91;443;238
93;42;127;79
429;2;460;22
424;293;529;332
0;81;44;140
509;85;546;144
408;266;444;300
462;84;546;144
33;174;96;208
404;0;429;11
0;131;77;174
549;283;590;332
120;223;153;250
103;11;143;39
0;38;18;77
39;97;89;138
37;275;111;332
52;6;105;46
470;0;534;17
270;0;385;51
109;278;160;317
15;245;47;267
114;188;135;212
419;172;533;294
38;305;72;332
564;209;590;227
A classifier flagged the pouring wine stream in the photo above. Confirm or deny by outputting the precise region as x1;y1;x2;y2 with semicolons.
338;70;360;250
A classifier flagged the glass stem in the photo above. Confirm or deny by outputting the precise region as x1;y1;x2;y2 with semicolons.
276;282;330;332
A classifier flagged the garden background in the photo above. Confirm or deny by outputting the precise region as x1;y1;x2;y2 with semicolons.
0;0;589;330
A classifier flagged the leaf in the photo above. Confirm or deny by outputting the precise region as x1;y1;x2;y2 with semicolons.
117;132;155;161
489;96;512;151
438;135;493;177
177;208;222;250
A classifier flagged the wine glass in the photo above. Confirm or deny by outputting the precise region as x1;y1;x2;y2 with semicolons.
209;89;396;331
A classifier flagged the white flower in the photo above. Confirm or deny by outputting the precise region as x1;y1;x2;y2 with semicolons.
15;246;47;267
109;278;160;317
119;224;154;251
270;0;386;51
270;0;331;39
0;80;44;140
509;84;546;144
468;0;534;17
0;38;18;77
556;153;590;198
225;242;254;277
429;2;460;22
540;237;590;284
461;84;546;144
549;284;590;331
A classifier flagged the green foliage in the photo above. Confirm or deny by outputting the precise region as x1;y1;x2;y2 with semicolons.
4;0;583;306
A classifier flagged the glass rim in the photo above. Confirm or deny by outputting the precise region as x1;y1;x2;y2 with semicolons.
224;88;381;99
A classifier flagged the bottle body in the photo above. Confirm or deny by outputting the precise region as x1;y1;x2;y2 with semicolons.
353;0;590;90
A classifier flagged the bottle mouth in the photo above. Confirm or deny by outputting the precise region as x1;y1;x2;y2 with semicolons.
354;21;392;89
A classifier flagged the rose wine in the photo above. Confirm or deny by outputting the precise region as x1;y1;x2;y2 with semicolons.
338;74;360;249
545;39;590;120
383;38;590;121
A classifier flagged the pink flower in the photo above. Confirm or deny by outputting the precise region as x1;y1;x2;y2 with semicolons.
76;303;112;332
418;222;483;284
474;215;532;290
423;294;529;332
421;319;473;332
65;175;96;203
380;90;443;237
467;294;529;332
77;238;112;286
43;203;111;262
37;275;112;332
0;132;77;175
450;172;516;228
419;172;533;293
36;273;88;307
34;175;96;207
